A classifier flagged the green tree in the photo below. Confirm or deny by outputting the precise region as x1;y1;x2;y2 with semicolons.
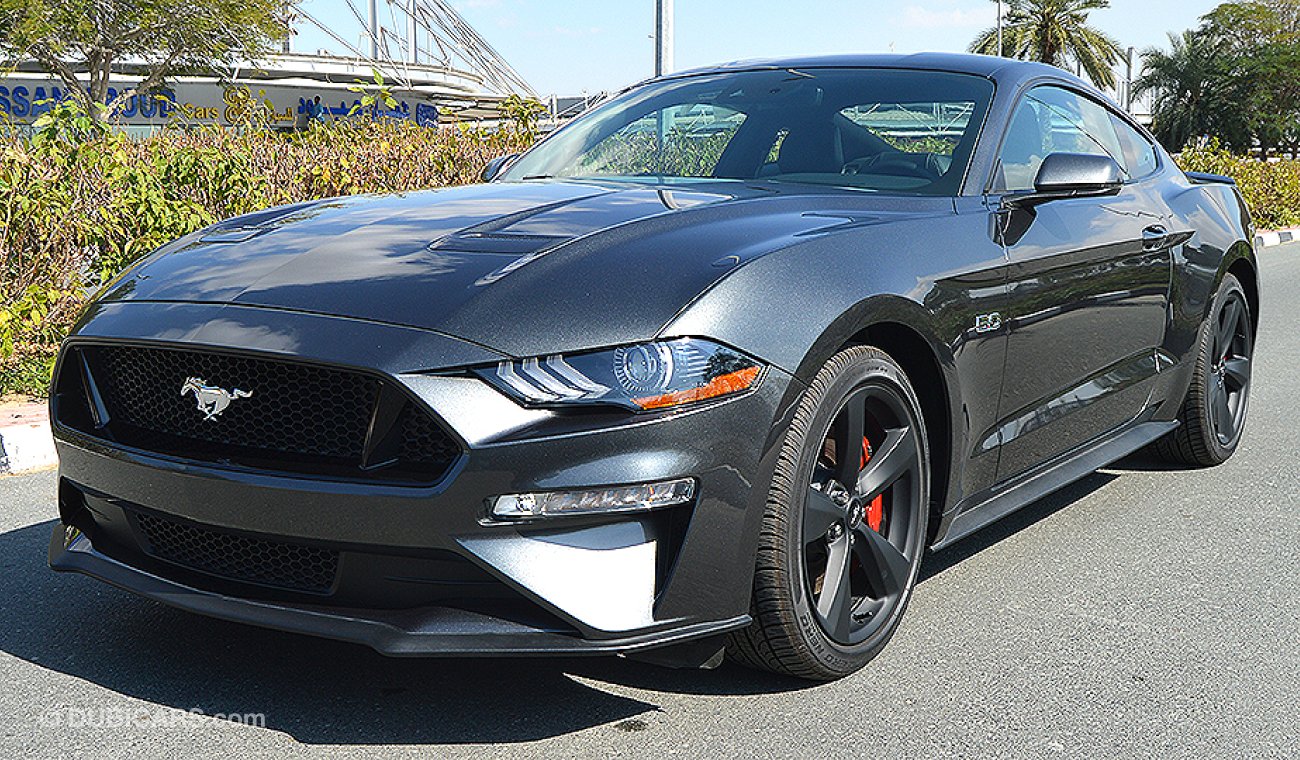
1135;2;1300;157
1134;31;1246;152
0;0;286;123
1238;45;1300;157
500;94;547;139
1200;0;1300;48
969;0;1123;89
1200;1;1300;157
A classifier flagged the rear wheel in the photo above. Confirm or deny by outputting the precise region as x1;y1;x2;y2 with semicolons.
727;346;929;680
1150;273;1254;466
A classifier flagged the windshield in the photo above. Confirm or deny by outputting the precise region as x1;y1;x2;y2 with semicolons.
502;68;994;195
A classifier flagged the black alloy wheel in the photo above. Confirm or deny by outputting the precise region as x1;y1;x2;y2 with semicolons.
803;383;924;646
728;346;930;680
1151;272;1254;466
1207;290;1252;447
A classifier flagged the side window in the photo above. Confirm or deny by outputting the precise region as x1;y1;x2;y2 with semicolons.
1109;113;1158;179
994;86;1129;192
995;98;1048;192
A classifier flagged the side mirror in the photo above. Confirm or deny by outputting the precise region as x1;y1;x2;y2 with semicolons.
481;153;520;183
1002;153;1123;209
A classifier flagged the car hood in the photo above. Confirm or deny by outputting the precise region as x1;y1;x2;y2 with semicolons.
101;180;949;357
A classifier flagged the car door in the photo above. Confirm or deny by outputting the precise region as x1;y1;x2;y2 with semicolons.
989;85;1173;482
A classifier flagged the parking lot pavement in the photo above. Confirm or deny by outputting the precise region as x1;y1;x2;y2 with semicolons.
2;245;1297;759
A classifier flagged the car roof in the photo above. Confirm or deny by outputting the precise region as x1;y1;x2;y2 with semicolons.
664;52;1092;93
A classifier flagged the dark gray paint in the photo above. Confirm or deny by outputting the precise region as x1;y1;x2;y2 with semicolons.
49;54;1257;659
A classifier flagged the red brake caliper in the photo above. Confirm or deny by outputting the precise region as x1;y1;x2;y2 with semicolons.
859;437;885;532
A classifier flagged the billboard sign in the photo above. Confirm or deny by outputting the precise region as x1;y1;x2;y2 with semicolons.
0;76;442;128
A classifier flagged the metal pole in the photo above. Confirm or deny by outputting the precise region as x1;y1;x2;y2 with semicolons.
1125;46;1135;111
408;0;419;63
369;0;380;59
996;0;1003;56
655;0;674;77
282;1;293;53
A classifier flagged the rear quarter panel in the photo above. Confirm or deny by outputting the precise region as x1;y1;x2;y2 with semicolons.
1156;172;1258;417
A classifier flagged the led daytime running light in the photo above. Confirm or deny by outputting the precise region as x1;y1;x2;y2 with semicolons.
491;478;697;519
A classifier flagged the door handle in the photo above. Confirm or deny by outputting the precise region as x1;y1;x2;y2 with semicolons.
1142;224;1169;251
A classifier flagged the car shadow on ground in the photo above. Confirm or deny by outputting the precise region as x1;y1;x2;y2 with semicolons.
1105;449;1199;473
1;471;1117;745
918;470;1117;581
0;520;806;744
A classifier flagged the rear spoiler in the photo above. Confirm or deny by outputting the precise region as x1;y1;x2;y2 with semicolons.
1184;170;1237;186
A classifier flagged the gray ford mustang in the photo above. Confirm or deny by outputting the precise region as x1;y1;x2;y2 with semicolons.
49;53;1257;680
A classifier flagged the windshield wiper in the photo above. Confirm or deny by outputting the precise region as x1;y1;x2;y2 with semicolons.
521;174;554;180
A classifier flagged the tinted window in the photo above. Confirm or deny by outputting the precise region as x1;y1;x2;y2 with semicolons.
832;100;977;179
504;69;995;196
994;86;1129;192
1109;113;1158;178
571;104;747;178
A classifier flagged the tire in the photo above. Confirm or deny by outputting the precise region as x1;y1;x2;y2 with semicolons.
1149;273;1254;467
727;346;930;680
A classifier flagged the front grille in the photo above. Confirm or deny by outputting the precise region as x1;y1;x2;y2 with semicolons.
133;511;339;593
100;346;377;459
57;344;460;483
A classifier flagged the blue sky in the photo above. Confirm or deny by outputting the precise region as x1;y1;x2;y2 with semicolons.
297;0;1224;96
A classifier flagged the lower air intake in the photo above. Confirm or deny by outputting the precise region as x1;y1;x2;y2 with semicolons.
132;511;339;594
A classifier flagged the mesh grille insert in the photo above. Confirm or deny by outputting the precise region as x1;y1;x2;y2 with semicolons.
99;345;377;459
62;344;460;483
133;511;339;593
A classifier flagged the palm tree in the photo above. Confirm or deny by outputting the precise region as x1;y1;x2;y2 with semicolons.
1133;31;1238;152
969;0;1124;89
1133;32;1206;151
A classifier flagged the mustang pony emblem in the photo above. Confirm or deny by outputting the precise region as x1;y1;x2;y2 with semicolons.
180;377;252;420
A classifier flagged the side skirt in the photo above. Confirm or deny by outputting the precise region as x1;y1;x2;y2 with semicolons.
931;418;1178;550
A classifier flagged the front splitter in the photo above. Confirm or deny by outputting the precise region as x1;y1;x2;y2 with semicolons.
48;527;750;658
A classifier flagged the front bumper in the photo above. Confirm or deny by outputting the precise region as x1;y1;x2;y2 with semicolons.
49;527;748;656
49;302;795;657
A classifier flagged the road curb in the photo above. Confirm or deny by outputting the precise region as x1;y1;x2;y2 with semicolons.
0;403;56;476
1255;227;1300;248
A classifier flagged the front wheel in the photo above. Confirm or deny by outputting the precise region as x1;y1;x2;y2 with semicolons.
1150;273;1254;466
727;346;930;680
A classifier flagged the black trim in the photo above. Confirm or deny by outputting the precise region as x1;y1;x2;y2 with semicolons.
933;417;1177;549
50;528;751;656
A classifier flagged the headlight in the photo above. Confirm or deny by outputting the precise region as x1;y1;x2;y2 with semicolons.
477;338;764;411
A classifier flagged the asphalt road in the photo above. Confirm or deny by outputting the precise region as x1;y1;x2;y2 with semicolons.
2;246;1298;759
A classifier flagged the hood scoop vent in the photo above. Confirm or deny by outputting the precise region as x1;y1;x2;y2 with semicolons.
199;227;268;244
427;232;570;256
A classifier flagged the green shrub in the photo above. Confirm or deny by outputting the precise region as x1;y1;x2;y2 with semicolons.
1176;140;1300;230
0;351;55;401
0;113;534;396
